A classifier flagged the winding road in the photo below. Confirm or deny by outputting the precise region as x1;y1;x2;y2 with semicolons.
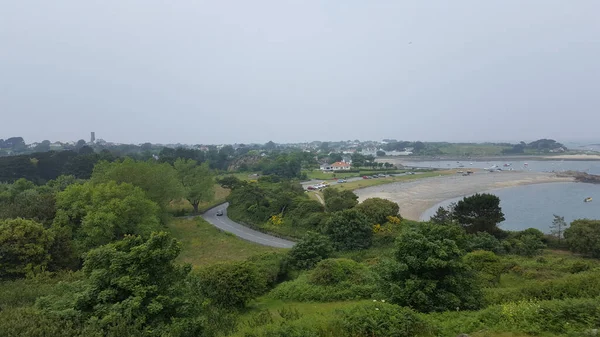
201;203;295;249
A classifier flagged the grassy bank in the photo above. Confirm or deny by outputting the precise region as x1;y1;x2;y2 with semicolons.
167;217;284;267
331;170;455;191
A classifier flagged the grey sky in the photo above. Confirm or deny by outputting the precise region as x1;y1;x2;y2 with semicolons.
1;1;599;145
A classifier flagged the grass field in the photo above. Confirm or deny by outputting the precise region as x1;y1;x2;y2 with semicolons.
167;217;284;267
304;169;405;180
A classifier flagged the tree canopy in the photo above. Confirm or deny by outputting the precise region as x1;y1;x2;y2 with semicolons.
174;159;215;213
322;188;358;213
564;219;600;258
355;197;400;225
324;209;372;250
0;218;53;279
453;193;505;235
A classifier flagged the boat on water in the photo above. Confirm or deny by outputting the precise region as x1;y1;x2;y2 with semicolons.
584;197;593;203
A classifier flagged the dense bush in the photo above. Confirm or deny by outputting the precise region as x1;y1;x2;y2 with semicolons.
308;258;371;286
322;189;358;212
463;250;503;285
503;229;547;256
247;252;289;291
378;223;483;312
333;302;432;337
288;231;333;270
194;261;262;309
324;209;372;251
486;269;600;305
355;197;400;225
565;219;600;257
0;218;54;279
467;232;503;254
270;268;377;302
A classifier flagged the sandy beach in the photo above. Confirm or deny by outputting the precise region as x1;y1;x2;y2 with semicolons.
354;171;575;221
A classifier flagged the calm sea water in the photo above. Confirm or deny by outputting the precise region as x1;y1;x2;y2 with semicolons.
402;160;600;175
420;182;600;233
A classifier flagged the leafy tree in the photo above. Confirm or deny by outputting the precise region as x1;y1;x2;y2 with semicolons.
194;261;262;309
324;209;372;250
351;153;365;167
550;214;568;245
216;175;246;190
0;218;53;279
564;219;600;258
53;181;161;253
453;193;505;235
322;188;358;212
503;228;546;256
376;150;386;157
288;231;333;269
355;197;400;225
37;232;193;332
174;159;215;213
430;203;456;225
378;223;483;312
92;158;184;211
467;231;503;254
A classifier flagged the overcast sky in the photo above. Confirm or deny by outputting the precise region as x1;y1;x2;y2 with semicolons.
1;1;599;145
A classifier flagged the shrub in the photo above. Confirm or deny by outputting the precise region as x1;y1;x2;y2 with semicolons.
378;223;483;312
248;252;289;291
570;261;591;274
564;219;600;257
269;273;377;302
355;198;400;225
333;302;432;337
288;232;333;270
194;261;262;309
467;232;503;254
0;218;54;279
463;250;503;285
324;209;372;251
308;258;369;286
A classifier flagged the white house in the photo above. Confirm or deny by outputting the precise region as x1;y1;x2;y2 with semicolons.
320;161;352;171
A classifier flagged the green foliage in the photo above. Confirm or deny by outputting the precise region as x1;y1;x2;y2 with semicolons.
324;209;372;251
174;159;215;213
322;188;358;212
217;175;246;190
0;179;56;226
36;232;193;332
288;232;333;270
53;181;161;254
355;197;400;225
247;252;290;291
464;250;503;285
333;302;432;337
467;231;503;254
429;205;454;225
0;218;53;279
503;228;547;256
91;158;184;210
485;269;600;305
564;219;600;257
454;193;505;235
194;261;262;309
378;223;483;312
308;258;371;286
269;273;377;302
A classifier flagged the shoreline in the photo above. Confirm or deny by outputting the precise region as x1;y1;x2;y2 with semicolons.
377;154;600;162
354;171;575;221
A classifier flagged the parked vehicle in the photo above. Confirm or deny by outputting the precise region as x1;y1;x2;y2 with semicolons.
362;176;370;179
337;179;347;183
216;210;223;216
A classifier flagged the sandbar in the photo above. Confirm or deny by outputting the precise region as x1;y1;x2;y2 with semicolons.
354;171;575;220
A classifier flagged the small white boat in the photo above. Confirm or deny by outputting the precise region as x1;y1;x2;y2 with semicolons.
584;197;593;203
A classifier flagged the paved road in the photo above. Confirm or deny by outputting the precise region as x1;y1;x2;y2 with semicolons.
201;202;295;249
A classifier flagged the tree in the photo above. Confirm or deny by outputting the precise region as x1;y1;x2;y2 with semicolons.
53;181;162;253
174;159;215;213
430;203;456;225
463;250;503;285
351;153;365;168
0;218;53;279
550;214;568;245
376;150;386;157
378;223;482;312
324;209;372;250
91;158;184;211
564;219;600;258
453;193;505;235
38;232;192;331
322;188;358;212
34;140;51;152
355;197;400;225
216;175;246;190
288;231;333;269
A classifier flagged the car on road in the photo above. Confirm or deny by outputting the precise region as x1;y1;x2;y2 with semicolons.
362;176;370;179
216;210;223;216
337;179;347;183
307;186;316;190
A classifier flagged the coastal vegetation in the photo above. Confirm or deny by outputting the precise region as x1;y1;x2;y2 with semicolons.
1;143;600;336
